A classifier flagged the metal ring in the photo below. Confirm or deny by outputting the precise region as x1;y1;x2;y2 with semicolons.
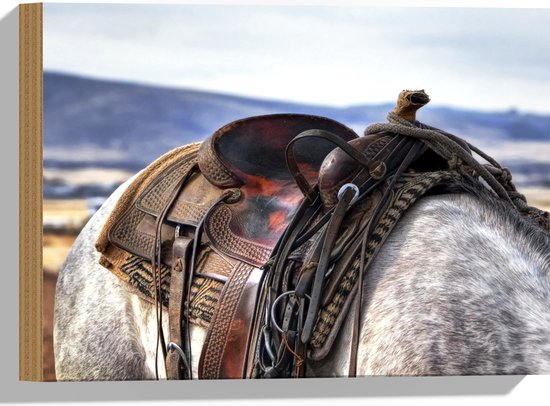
167;342;190;374
337;183;360;205
270;291;311;334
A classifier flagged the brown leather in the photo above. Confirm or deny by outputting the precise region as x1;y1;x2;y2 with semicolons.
108;153;198;263
198;114;358;267
245;272;270;378
165;235;194;379
218;267;263;378
106;114;419;380
198;264;262;379
318;133;392;208
198;114;358;188
140;172;225;227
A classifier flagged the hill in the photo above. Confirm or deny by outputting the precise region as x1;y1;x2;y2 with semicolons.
43;71;550;197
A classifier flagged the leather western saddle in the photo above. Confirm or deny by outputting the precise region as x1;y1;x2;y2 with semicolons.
96;91;550;380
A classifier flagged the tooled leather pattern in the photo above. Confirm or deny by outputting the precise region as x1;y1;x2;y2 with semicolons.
137;155;198;214
206;205;273;268
110;154;197;258
168;201;209;225
198;137;243;188
200;262;255;378
109;209;155;259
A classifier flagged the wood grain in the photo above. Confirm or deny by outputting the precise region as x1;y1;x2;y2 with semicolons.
19;2;43;382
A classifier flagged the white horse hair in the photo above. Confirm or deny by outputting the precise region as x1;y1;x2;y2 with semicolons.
54;177;550;380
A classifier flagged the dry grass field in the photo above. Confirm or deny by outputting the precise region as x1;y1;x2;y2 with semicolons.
44;167;133;186
43;199;88;381
520;187;550;212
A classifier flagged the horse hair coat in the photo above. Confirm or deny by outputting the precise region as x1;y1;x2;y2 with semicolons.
54;178;550;380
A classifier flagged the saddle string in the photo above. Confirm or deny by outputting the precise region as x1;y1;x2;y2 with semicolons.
269;194;318;259
301;185;358;343
347;141;426;376
290;134;410;254
184;189;240;379
151;164;198;379
270;200;322;304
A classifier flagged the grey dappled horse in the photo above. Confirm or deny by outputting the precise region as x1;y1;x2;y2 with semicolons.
54;175;550;381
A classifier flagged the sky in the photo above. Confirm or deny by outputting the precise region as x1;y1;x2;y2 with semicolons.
43;4;550;113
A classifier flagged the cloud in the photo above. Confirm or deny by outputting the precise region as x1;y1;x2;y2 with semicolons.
43;4;550;113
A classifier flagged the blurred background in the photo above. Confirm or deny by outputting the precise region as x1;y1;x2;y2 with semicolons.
42;4;550;381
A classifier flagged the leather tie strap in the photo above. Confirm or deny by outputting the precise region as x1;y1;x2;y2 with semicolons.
301;185;357;344
166;235;194;380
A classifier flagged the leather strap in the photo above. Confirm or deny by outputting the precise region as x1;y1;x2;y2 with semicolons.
165;235;194;380
301;186;356;344
347;140;426;376
220;267;263;378
286;129;382;202
199;262;260;379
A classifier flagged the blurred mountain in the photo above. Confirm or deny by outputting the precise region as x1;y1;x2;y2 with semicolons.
44;71;550;196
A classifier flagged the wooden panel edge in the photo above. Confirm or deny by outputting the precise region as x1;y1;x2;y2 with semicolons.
19;2;43;382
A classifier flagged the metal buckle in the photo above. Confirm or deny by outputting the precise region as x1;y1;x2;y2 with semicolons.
337;183;360;206
167;342;190;375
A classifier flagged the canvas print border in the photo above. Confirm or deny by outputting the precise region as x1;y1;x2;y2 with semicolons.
16;1;550;382
19;2;43;381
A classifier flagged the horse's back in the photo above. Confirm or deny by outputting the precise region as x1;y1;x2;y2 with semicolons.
53;178;154;380
312;193;550;376
55;184;550;379
360;195;550;375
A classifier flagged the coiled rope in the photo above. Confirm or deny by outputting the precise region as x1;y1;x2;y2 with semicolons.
365;112;534;214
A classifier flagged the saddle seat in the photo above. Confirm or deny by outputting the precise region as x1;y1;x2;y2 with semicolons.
108;114;358;268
